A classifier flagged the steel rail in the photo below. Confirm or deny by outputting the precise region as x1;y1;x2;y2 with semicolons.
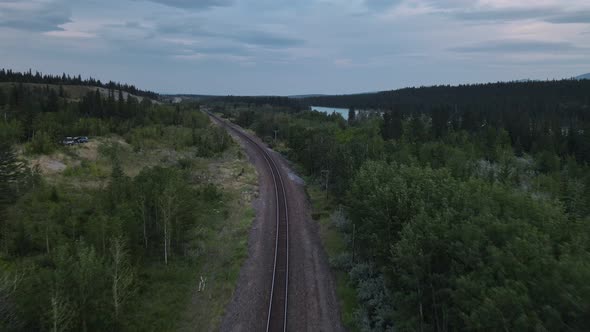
207;112;289;332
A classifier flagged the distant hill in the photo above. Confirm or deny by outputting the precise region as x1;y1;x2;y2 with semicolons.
576;73;590;80
288;94;326;99
0;82;159;103
0;68;159;100
300;79;590;112
161;94;217;102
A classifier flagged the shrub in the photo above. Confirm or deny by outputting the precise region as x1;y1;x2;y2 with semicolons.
26;131;55;155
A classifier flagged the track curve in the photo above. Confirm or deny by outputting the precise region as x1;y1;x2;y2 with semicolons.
208;112;289;332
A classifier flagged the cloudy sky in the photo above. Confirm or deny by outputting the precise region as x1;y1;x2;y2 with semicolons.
1;0;589;95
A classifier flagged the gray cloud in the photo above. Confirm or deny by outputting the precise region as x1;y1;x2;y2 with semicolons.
145;0;233;9
125;21;142;29
0;0;71;31
451;40;579;54
364;0;401;10
452;8;590;25
156;21;204;35
546;11;590;24
237;30;303;47
191;45;249;55
451;7;554;22
156;20;304;48
397;1;590;25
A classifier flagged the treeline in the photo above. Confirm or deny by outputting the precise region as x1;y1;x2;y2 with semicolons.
219;101;590;331
211;95;302;111
302;79;590;122
302;80;590;164
1;83;229;155
0;68;159;100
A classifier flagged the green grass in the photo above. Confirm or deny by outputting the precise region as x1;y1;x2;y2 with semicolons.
305;181;360;331
123;262;200;332
63;160;109;178
175;146;258;331
123;218;241;332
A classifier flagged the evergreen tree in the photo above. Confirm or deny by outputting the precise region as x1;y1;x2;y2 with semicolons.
575;127;590;163
0;87;5;107
0;143;27;253
381;110;402;140
0;143;26;208
514;136;524;157
9;84;20;108
431;105;450;138
117;90;125;118
461;110;479;132
348;107;356;125
409;114;426;142
45;89;59;113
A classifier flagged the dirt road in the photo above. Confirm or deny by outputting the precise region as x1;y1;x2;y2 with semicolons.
211;115;344;331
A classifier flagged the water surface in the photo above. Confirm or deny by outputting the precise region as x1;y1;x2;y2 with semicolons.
310;106;349;120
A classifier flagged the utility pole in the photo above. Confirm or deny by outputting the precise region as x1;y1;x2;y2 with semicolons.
320;169;330;199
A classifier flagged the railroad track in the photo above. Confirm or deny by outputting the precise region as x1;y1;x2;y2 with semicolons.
207;112;290;332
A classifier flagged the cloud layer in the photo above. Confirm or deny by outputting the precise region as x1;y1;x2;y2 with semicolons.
145;0;233;9
0;0;71;31
0;0;589;94
451;40;580;54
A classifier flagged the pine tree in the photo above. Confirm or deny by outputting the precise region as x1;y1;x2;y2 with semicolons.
391;110;403;140
0;143;26;253
0;87;5;107
432;105;450;138
46;89;59;113
409;115;426;142
9;84;19;108
0;143;25;207
94;89;103;118
382;110;402;140
348;107;356;125
514;137;524;157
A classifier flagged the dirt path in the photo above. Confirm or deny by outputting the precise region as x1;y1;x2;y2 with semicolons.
214;116;344;331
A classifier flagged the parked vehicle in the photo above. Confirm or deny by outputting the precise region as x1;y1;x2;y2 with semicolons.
61;136;89;146
62;137;76;146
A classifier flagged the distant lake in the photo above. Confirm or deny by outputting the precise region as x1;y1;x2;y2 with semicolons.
311;106;349;120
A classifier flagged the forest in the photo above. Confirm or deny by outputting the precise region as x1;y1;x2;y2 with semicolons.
215;79;590;331
2;73;590;331
211;95;301;111
301;79;590;115
0;69;159;100
0;78;254;331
